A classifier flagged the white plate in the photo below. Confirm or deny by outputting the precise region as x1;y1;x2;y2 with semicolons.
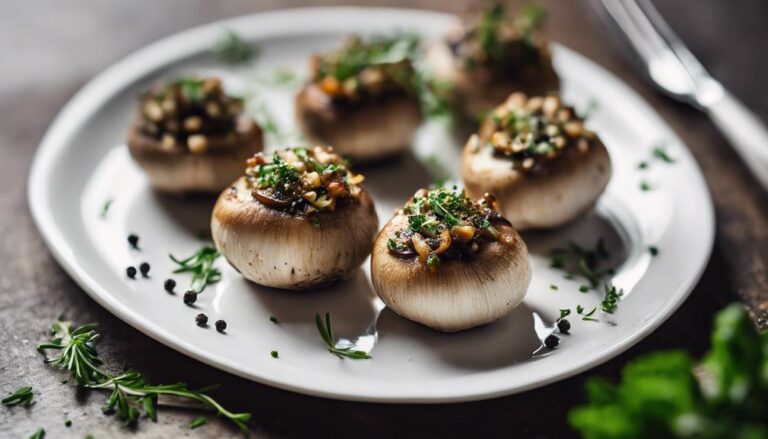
28;7;714;403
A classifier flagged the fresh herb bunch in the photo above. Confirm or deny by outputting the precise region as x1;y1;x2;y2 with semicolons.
2;386;34;407
169;246;222;293
37;319;251;433
211;30;255;64
570;304;768;439
315;313;372;360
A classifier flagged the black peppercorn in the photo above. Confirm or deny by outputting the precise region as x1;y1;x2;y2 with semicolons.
557;319;571;334
215;320;227;333
183;291;197;305
195;313;208;327
127;234;139;249
139;262;150;277
544;334;560;349
164;278;176;293
126;266;137;279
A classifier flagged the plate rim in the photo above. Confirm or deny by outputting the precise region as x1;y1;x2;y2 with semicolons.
28;6;715;403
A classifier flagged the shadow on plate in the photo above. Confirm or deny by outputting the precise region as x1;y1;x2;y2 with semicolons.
244;269;379;340
150;190;219;238
376;302;545;370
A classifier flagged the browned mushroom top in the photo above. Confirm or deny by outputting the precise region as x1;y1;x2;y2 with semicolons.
308;35;420;103
244;146;365;216
136;77;247;153
470;92;598;172
447;3;551;78
386;186;517;273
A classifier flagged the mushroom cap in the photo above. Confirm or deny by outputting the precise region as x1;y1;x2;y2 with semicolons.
127;116;263;193
426;40;560;119
295;83;423;163
371;213;531;332
211;176;379;290
461;133;612;230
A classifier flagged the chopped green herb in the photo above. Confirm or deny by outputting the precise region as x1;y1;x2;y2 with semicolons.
550;238;612;288
559;309;571;319
576;305;585;314
189;416;207;429
169;246;222;293
211;30;255;64
637;161;649;170
581;99;599;118
37;319;251;433
640;180;651;191
314;313;371;360
579;285;590;293
652;145;675;163
581;307;598;322
600;284;624;314
270;316;278;324
649;246;659;256
550;284;559;291
271;351;279;359
29;428;45;439
2;386;34;407
99;199;114;218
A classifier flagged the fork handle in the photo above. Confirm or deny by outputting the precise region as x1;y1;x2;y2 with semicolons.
705;90;768;191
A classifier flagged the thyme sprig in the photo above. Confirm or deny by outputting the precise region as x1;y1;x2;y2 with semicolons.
169;246;222;293
2;386;34;407
37;320;251;433
315;313;371;360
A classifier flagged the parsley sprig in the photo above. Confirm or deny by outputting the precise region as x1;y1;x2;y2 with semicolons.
2;386;34;407
315;313;371;360
169;246;222;293
37;320;251;433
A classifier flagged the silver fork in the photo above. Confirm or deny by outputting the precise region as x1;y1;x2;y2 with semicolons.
592;0;768;191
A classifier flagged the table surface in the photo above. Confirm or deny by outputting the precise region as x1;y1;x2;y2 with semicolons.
1;0;766;437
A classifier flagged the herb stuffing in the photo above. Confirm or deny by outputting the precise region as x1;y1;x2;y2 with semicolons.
309;35;451;117
473;93;599;172
449;3;549;75
311;35;420;102
136;77;248;154
37;319;251;433
245;146;364;216
387;186;515;273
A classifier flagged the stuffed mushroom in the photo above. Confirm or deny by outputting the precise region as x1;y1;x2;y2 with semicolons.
426;3;559;120
295;36;423;163
127;77;263;193
461;92;612;230
211;146;378;290
371;186;531;332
